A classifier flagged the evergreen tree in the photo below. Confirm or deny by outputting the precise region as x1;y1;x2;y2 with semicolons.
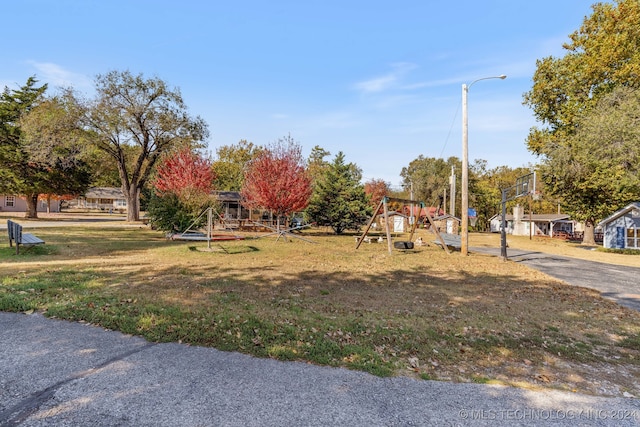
0;78;91;217
306;152;371;234
0;77;48;197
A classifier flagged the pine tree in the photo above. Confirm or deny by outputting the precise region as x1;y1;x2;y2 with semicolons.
306;152;372;234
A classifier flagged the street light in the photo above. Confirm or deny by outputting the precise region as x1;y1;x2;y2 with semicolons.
461;74;506;256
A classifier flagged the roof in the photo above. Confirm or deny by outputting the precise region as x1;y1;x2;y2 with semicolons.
433;214;460;222
490;213;572;222
597;202;640;227
84;187;125;199
212;191;242;202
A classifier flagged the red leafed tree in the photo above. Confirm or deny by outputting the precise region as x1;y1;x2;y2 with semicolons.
364;178;390;211
153;147;215;204
241;136;312;230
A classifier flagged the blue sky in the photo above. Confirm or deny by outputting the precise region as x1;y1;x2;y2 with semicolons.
2;0;596;187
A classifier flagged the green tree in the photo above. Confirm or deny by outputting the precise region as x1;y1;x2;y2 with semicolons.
400;156;460;208
307;145;331;186
539;87;640;243
211;140;262;191
523;0;640;243
20;90;93;205
306;152;371;234
0;77;48;205
84;70;209;221
0;78;91;217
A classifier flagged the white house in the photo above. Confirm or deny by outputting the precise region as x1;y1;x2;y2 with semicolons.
490;205;575;237
69;187;128;212
598;202;640;250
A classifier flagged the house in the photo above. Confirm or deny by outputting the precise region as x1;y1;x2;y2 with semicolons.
210;191;289;230
0;194;61;213
490;205;575;237
598;202;640;250
69;187;128;212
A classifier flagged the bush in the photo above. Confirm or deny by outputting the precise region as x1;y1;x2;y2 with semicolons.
145;193;208;233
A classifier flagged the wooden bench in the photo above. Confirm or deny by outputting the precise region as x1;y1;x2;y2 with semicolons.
433;233;462;249
7;220;45;254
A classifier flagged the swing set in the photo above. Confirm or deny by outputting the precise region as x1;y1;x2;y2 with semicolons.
356;196;452;254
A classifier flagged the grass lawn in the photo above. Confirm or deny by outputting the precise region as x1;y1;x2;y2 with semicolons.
1;224;639;397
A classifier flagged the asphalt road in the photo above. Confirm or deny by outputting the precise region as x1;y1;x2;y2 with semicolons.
1;312;639;427
471;247;640;312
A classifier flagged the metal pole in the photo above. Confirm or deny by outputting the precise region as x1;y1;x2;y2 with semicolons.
461;83;469;256
500;189;508;261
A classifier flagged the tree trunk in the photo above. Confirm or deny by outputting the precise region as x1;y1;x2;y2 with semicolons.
25;193;39;219
582;220;596;246
125;186;140;222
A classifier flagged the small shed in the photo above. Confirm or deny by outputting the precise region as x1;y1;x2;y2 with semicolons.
598;202;640;250
432;214;460;234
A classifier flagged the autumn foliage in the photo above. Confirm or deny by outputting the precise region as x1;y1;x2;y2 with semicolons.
364;178;390;211
153;147;215;204
241;138;312;218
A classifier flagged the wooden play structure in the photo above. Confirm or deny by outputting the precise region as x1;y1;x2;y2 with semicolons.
356;196;452;254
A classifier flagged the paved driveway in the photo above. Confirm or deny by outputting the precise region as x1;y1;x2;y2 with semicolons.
471;247;640;312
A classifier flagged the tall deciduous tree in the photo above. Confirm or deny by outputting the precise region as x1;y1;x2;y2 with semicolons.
153;147;215;205
20;90;92;208
539;87;640;243
241;136;312;231
147;147;216;232
364;179;390;210
211;139;262;191
400;156;460;208
306;152;371;234
84;70;208;221
523;0;640;243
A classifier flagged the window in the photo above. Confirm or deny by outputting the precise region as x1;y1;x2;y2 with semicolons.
5;196;15;207
627;227;639;249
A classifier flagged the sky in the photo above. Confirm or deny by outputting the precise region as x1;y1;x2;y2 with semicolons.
2;0;598;188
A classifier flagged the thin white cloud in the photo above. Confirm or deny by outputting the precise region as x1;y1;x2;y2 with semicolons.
27;61;93;90
352;62;418;94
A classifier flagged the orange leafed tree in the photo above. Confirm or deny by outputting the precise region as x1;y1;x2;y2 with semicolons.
364;178;390;211
241;137;312;229
153;147;215;205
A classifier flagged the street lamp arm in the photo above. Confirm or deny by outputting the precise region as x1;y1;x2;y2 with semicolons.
467;74;507;89
460;73;506;257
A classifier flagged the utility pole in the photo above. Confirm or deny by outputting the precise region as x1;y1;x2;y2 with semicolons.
449;166;456;218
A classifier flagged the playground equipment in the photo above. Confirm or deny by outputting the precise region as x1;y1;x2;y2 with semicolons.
169;207;244;249
356;196;452;254
249;220;316;243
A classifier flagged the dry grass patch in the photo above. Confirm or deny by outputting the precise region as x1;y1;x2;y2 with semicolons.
1;226;639;396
